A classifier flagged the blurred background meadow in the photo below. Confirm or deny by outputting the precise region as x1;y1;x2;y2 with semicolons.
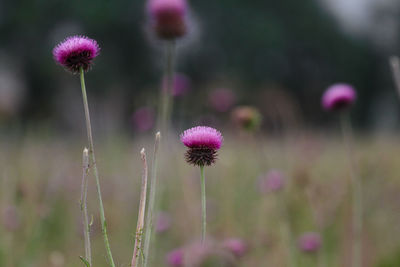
2;0;400;266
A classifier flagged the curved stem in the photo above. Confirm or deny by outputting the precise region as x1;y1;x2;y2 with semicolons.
80;68;116;267
200;166;206;243
340;112;362;267
142;132;161;267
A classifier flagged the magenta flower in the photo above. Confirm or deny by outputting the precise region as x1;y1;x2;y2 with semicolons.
222;238;247;258
209;88;236;112
258;170;285;194
180;126;223;166
147;0;188;40
155;211;172;233
166;248;184;267
132;106;155;132
298;232;322;253
321;83;356;111
53;35;100;73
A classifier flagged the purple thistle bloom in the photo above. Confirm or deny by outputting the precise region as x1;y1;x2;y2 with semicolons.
258;170;285;194
321;83;356;111
132;106;155;132
298;232;322;253
222;238;247;258
166;248;184;267
53;35;100;73
180;126;223;166
147;0;188;40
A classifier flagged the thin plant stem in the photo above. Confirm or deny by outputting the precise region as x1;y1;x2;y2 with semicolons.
159;41;176;134
200;166;207;243
142;132;161;267
80;148;92;265
389;56;400;98
340;112;362;267
277;194;296;267
131;149;149;267
80;67;116;267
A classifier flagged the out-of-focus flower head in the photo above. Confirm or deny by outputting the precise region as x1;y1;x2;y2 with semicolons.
231;106;262;132
321;83;356;111
132;106;155;132
156;211;172;233
221;238;248;258
298;232;322;253
2;205;21;232
258;170;285;194
184;240;237;267
180;126;223;166
163;73;192;97
147;0;188;40
166;248;184;266
209;88;236;112
53;35;100;73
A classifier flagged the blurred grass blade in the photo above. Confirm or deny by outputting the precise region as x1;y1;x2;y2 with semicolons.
79;256;91;267
390;56;400;98
131;148;149;267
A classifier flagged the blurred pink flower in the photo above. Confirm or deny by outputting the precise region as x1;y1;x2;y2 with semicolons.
156;211;172;233
2;205;21;232
163;73;192;97
222;238;247;258
132;106;155;132
298;232;322;253
321;83;356;111
166;248;184;266
258;170;285;194
208;88;236;112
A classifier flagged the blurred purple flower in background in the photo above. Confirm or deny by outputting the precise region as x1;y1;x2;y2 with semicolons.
258;170;285;194
321;83;356;111
163;73;192;97
132;106;155;132
298;232;322;253
53;35;100;73
166;248;184;267
209;88;236;112
155;211;172;233
231;105;262;131
2;205;21;232
147;0;188;40
222;238;247;258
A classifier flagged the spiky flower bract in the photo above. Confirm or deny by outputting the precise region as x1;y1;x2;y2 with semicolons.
53;35;100;73
147;0;188;40
180;126;223;166
321;83;356;111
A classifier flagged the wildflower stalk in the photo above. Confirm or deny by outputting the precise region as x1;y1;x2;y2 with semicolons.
159;41;176;134
131;149;149;267
80;67;116;267
340;112;362;267
390;56;400;98
142;132;161;267
80;148;92;266
277;194;296;267
200;166;206;243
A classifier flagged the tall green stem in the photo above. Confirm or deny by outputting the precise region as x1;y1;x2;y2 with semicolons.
80;148;92;266
200;166;207;243
340;113;362;267
80;68;116;267
159;41;176;134
142;132;161;267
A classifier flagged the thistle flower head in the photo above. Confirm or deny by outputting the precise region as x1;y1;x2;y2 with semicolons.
298;232;322;253
132;106;155;132
166;248;184;267
321;83;356;111
222;238;247;258
180;126;223;166
258;170;285;194
147;0;188;40
53;35;100;73
231;106;262;132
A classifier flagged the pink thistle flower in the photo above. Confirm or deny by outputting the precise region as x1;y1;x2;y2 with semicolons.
258;170;285;194
180;126;223;166
53;35;100;73
166;248;184;267
147;0;188;40
155;211;172;233
222;238;248;258
321;83;356;111
298;232;322;253
132;106;155;132
209;88;236;112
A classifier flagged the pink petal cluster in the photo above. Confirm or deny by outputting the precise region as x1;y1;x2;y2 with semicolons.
180;126;223;150
53;35;100;73
166;248;184;266
298;232;322;253
321;83;356;111
258;170;285;194
222;238;247;258
147;0;188;40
